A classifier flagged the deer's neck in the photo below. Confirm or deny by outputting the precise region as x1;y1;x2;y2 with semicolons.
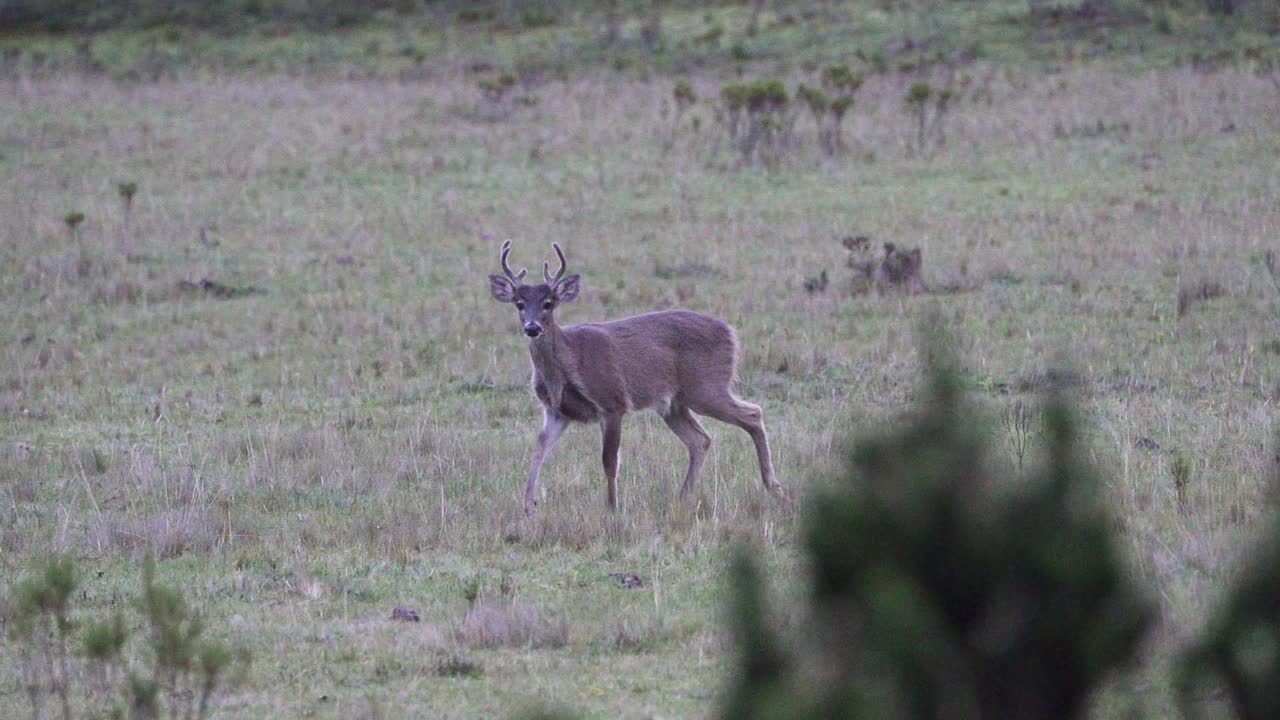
528;322;573;391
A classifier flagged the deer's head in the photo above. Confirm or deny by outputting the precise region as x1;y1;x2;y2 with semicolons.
489;240;580;338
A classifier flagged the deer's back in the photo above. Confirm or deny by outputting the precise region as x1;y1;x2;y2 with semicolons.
565;310;737;414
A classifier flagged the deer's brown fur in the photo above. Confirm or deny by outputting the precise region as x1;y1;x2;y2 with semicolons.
488;241;780;515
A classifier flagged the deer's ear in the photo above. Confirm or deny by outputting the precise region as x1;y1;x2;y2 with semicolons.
489;274;516;302
554;274;581;303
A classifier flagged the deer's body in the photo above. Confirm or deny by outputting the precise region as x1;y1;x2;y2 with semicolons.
530;310;735;421
489;242;780;515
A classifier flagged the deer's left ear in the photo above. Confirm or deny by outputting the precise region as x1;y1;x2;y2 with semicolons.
554;274;581;303
489;274;516;302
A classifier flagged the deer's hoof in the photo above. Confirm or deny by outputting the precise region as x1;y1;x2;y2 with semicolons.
768;483;792;505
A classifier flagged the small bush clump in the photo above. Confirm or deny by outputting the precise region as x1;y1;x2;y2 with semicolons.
664;79;698;150
4;555;246;720
720;78;792;166
435;654;483;678
477;72;520;120
796;64;863;155
63;211;85;243
713;67;869;166
904;81;955;156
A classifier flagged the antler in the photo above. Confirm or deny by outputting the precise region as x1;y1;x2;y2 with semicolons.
500;239;527;285
543;242;567;285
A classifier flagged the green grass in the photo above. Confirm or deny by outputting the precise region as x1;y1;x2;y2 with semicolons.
3;3;1280;717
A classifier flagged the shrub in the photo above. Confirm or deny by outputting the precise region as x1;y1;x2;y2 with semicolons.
478;72;517;99
63;211;85;242
720;79;792;166
720;338;1155;719
797;83;828;118
665;79;698;152
821;64;864;95
791;65;865;157
520;7;558;29
1179;509;1280;719
673;79;697;109
477;72;520;120
3;554;246;720
904;81;955;156
8;554;78;720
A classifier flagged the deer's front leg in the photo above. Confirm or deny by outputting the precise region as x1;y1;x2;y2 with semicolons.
600;414;624;511
526;409;568;516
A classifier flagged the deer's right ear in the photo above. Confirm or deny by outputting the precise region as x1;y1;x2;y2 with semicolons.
489;274;516;302
553;274;581;303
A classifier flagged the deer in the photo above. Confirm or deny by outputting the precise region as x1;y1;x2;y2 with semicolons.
487;240;781;516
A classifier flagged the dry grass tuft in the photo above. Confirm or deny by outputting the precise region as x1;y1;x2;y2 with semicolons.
89;509;218;559
455;600;569;649
1177;278;1225;317
434;653;484;678
595;616;670;654
1;443;43;505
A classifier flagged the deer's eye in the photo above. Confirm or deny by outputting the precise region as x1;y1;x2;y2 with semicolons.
542;301;553;310
515;302;525;310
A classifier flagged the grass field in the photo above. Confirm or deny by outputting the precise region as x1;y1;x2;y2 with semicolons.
2;2;1280;718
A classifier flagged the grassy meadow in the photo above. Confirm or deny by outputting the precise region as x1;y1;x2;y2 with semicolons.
2;2;1280;717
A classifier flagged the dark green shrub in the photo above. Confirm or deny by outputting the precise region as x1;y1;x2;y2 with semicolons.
797;84;828;116
797;83;835;155
118;181;138;239
792;65;864;156
830;96;852;126
696;24;724;45
63;211;85;242
904;81;955;156
520;7;558;29
477;72;520;120
720;341;1155;719
720;78;792;165
665;79;698;151
673;79;697;108
821;64;864;95
117;181;137;206
478;72;517;98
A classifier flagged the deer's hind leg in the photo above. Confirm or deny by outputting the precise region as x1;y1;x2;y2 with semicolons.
691;392;779;493
600;413;624;511
662;405;712;497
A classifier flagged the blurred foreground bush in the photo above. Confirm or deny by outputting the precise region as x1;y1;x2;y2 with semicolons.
721;346;1156;719
721;338;1280;719
1178;512;1280;720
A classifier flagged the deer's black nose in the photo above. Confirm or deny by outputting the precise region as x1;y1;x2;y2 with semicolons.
524;324;543;337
